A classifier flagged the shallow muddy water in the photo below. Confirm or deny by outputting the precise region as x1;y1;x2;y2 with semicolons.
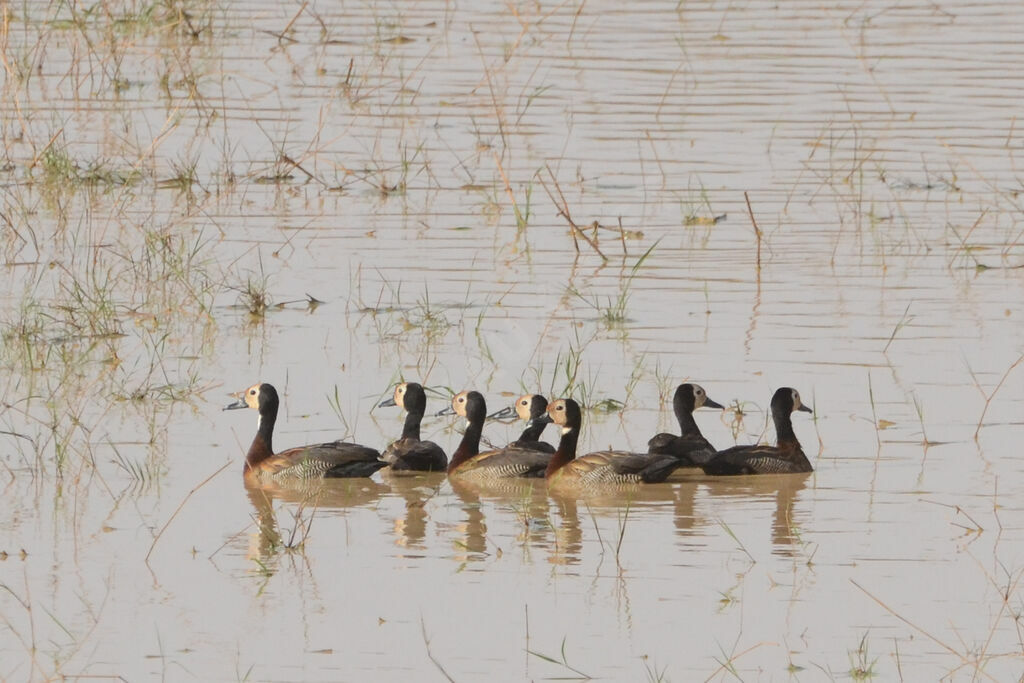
2;1;1024;680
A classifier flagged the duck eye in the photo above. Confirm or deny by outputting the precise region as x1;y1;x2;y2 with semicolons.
249;389;257;395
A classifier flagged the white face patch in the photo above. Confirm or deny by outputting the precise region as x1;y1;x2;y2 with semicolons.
561;425;573;435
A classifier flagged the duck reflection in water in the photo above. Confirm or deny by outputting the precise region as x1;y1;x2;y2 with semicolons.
548;497;584;566
696;473;811;558
448;476;554;561
379;471;447;549
241;478;390;566
447;478;490;561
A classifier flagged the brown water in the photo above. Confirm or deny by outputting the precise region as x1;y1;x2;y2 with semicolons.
2;1;1023;680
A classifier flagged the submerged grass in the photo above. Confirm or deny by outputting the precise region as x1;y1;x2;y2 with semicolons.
569;241;660;326
0;182;218;476
527;636;592;680
848;632;879;679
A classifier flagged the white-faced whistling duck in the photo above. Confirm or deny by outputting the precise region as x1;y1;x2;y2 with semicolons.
378;382;448;472
445;390;551;479
701;387;813;475
647;383;724;466
490;393;556;454
225;382;385;483
545;398;681;486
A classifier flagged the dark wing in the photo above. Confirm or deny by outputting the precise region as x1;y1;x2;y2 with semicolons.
702;445;812;475
461;447;552;479
258;442;384;479
647;433;716;465
647;432;677;454
381;438;448;472
319;442;386;477
570;451;681;484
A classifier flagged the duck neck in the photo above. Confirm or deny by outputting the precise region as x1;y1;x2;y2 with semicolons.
675;404;701;437
773;412;800;447
401;407;423;441
246;411;276;470
545;428;579;477
447;416;483;473
519;419;547;442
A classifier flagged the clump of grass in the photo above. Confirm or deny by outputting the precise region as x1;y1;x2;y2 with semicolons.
723;398;752;442
356;139;429;198
40;143;77;184
37;141;140;189
79;160;140;186
848;632;878;679
1;298;49;369
546;329;588;400
231;274;272;319
570;241;659;326
111;329;209;404
534;330;621;411
402;290;453;340
54;266;126;341
680;178;725;227
589;398;624;413
157;154;200;194
567;281;627;325
717;587;739;609
110;441;163;487
133;227;218;315
87;2;207;38
1;222;218;474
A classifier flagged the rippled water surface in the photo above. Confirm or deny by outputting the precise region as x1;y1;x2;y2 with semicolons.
2;1;1024;680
